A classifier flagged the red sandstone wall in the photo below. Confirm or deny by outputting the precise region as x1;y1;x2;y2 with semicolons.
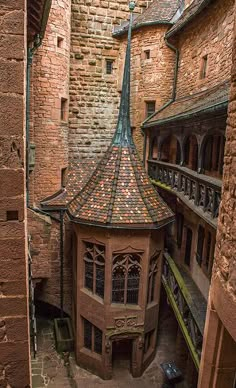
69;0;153;161
118;25;176;155
174;0;234;98
0;0;30;386
198;8;236;387
30;0;71;204
210;11;236;339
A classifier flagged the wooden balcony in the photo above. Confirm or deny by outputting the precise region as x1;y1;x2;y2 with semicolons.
148;160;222;225
162;252;207;370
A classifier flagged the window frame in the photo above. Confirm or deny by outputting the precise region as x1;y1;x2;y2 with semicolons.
112;252;142;306
146;101;156;118
83;241;105;299
105;59;114;75
83;318;103;355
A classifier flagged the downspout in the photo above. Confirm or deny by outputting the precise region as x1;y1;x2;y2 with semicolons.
142;36;179;164
26;35;42;206
60;209;64;317
26;0;52;206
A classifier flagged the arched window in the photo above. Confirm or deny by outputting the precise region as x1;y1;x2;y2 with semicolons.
112;253;142;305
84;242;105;299
147;250;161;304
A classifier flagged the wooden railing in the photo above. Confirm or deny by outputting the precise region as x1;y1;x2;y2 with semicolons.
162;253;204;369
148;160;222;219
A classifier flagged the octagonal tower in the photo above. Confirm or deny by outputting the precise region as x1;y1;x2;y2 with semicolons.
67;2;174;379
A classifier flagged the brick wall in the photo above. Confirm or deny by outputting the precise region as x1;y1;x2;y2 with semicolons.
174;0;234;98
29;0;71;204
0;0;31;386
69;0;153;161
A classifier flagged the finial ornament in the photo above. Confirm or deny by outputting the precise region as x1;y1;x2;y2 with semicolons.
129;1;136;11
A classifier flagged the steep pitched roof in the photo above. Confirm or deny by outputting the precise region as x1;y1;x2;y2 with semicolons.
67;5;173;229
166;0;213;38
143;80;229;128
113;0;179;37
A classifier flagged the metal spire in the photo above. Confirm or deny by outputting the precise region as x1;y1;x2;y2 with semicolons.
112;1;136;147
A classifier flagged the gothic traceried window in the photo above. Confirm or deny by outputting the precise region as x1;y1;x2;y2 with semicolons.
112;252;142;305
83;241;105;299
147;250;161;304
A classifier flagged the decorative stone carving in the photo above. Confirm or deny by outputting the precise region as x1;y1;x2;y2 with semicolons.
114;316;138;329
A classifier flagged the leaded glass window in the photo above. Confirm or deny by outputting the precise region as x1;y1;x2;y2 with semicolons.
94;327;103;354
112;252;142;305
84;319;92;350
147;251;161;304
83;242;105;299
83;318;103;355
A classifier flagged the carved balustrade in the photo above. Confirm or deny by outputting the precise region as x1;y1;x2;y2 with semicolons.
162;252;203;369
148;160;221;218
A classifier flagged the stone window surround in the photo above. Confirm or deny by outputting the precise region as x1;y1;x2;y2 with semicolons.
112;251;142;306
82;317;103;356
83;240;105;299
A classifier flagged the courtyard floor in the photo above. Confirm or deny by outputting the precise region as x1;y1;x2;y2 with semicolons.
31;308;187;388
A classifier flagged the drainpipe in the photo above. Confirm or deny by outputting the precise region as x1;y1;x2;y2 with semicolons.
60;209;64;318
142;36;179;164
26;34;42;206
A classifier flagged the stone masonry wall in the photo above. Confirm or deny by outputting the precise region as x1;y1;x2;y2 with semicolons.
211;8;236;338
30;0;71;204
118;25;176;155
69;0;153;161
174;0;234;98
0;0;31;386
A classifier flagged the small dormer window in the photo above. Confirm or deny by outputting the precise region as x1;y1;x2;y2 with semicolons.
200;55;208;79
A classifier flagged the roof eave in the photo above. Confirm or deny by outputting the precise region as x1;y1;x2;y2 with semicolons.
113;20;173;38
143;100;228;129
67;211;175;230
166;0;213;39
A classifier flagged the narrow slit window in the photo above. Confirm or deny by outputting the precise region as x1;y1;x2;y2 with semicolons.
106;59;114;75
144;50;150;59
200;55;208;79
146;101;156;118
61;98;67;121
6;210;19;221
61;167;67;188
57;36;64;48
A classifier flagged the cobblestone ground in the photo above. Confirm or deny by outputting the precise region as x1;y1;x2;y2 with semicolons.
32;311;186;388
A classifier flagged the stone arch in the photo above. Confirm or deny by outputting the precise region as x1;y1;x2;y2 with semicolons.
150;137;158;160
200;131;225;176
183;134;198;171
159;134;181;165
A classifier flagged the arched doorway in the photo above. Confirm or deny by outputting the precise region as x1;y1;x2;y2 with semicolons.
184;135;198;171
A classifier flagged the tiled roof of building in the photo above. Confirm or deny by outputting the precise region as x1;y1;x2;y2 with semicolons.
67;6;173;229
67;146;173;227
144;80;230;128
41;160;96;208
113;0;179;37
166;0;213;38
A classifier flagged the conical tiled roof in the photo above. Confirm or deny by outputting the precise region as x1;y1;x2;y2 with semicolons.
67;3;173;229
